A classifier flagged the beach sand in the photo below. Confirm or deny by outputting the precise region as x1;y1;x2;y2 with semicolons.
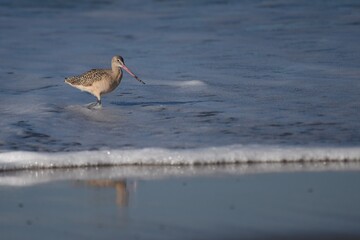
1;164;360;240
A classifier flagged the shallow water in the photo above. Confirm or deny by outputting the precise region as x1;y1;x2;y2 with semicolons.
0;0;360;169
1;171;360;240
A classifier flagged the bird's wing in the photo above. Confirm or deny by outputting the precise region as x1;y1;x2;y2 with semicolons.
65;69;110;87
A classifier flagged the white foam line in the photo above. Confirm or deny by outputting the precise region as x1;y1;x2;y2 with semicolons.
1;145;360;171
150;79;207;87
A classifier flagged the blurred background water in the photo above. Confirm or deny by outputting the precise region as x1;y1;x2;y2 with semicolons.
0;0;360;153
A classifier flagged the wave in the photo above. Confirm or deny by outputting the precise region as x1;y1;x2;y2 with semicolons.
149;79;208;87
1;144;360;171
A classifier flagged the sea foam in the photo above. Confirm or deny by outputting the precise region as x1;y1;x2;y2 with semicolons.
1;144;360;171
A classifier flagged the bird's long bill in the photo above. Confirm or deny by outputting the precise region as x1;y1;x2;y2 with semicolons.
122;65;145;84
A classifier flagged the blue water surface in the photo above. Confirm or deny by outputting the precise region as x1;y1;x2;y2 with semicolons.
0;0;360;152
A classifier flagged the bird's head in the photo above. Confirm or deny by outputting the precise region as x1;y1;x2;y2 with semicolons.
113;55;125;68
112;55;145;84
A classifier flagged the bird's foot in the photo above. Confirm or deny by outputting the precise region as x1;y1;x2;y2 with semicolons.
85;102;102;109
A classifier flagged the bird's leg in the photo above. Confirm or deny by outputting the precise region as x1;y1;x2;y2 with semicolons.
85;97;102;109
92;97;102;109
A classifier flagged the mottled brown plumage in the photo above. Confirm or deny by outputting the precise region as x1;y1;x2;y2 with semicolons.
66;69;112;87
65;55;144;108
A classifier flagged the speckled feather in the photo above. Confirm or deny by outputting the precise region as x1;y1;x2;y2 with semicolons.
65;69;111;87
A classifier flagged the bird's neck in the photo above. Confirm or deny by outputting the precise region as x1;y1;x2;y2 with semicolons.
111;64;122;81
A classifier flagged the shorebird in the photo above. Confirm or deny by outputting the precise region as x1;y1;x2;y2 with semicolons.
65;55;145;108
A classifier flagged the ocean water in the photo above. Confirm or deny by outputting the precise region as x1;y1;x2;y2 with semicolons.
1;0;360;171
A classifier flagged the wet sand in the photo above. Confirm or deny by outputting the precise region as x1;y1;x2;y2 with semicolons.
1;165;360;240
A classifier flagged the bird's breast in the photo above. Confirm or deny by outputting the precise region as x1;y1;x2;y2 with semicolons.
98;73;121;95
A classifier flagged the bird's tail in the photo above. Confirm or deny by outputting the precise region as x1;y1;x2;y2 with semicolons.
64;77;72;84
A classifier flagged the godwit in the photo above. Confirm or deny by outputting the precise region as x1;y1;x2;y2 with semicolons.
65;55;145;108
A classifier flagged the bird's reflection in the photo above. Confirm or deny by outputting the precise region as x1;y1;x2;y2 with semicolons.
83;179;129;207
